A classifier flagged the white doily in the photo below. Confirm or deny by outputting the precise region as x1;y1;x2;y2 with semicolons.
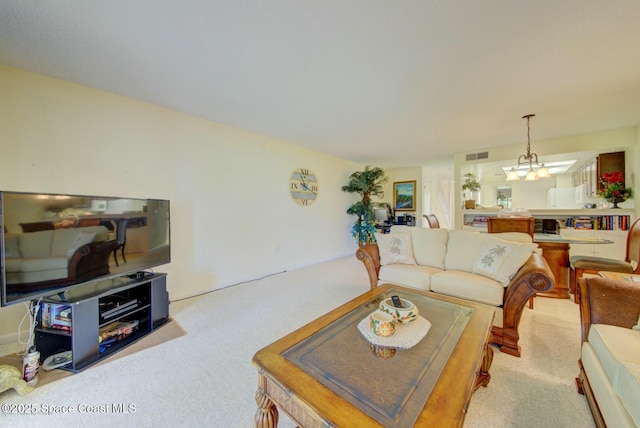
357;311;431;349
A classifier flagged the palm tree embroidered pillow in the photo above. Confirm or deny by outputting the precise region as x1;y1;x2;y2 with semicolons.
472;239;537;286
376;232;417;266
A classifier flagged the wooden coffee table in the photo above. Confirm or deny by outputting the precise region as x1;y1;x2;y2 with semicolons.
252;284;495;427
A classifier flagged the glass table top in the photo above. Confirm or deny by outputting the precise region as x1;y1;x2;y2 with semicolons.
283;287;474;427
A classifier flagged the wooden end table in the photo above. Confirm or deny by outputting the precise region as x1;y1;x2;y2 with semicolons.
252;284;495;427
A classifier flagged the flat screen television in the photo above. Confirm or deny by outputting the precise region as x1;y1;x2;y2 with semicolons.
0;191;171;306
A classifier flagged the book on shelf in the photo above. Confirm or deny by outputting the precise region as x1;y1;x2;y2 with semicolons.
471;216;487;227
40;303;72;329
565;215;631;231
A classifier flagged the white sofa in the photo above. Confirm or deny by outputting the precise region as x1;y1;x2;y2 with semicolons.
577;276;640;427
4;226;119;293
356;227;554;357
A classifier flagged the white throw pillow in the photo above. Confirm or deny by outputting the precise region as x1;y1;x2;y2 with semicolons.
377;232;416;266
472;237;537;286
66;231;96;257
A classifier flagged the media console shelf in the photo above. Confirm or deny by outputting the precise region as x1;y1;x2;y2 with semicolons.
35;273;169;372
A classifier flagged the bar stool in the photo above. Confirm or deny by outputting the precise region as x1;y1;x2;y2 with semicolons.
570;217;640;303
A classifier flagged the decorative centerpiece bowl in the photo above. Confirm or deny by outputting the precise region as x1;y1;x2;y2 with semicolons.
369;311;396;337
379;298;419;323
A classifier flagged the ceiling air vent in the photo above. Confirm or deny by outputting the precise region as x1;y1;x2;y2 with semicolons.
465;151;489;161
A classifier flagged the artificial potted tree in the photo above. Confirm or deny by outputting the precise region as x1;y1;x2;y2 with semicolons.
462;173;481;209
341;166;388;246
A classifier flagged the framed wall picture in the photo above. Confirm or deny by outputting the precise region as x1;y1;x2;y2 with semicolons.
393;181;416;211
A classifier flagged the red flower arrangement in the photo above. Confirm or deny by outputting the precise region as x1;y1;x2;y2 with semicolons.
599;171;632;201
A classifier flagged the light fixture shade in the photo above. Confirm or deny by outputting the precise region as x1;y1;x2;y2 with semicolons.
536;164;551;178
506;168;520;181
525;168;538;181
505;113;552;182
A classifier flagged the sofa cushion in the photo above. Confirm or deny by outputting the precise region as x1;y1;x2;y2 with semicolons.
616;362;640;426
19;257;69;272
376;232;416;265
409;228;448;269
4;258;22;272
430;270;504;306
444;230;489;273
581;343;638;428
4;234;21;258
18;230;54;258
6;256;70;284
588;324;640;387
584;325;640;427
51;226;108;257
378;264;443;291
472;239;538;287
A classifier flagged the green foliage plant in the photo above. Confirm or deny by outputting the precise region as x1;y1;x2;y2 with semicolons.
341;166;388;246
462;173;481;199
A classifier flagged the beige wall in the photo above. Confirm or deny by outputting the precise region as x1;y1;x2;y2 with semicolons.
0;65;363;342
381;167;422;223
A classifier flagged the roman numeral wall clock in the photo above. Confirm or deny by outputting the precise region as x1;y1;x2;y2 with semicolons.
289;168;318;206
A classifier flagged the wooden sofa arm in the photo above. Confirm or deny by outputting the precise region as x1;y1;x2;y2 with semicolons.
69;240;120;280
578;277;640;343
355;244;381;290
496;252;554;356
503;252;554;318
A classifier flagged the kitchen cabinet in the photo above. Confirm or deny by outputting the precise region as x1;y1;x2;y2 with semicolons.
597;151;626;194
572;151;625;197
586;159;598;197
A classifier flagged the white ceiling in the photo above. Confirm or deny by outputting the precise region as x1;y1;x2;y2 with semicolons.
1;1;639;168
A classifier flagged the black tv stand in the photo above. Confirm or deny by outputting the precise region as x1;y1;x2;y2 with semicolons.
35;273;169;372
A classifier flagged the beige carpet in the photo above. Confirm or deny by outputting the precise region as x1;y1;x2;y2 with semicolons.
0;256;596;427
0;319;185;387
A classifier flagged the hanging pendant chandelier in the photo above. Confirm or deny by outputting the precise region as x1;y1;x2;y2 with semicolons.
505;114;550;181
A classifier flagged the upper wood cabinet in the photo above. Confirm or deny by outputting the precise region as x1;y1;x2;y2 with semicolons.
572;151;625;197
597;151;625;193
